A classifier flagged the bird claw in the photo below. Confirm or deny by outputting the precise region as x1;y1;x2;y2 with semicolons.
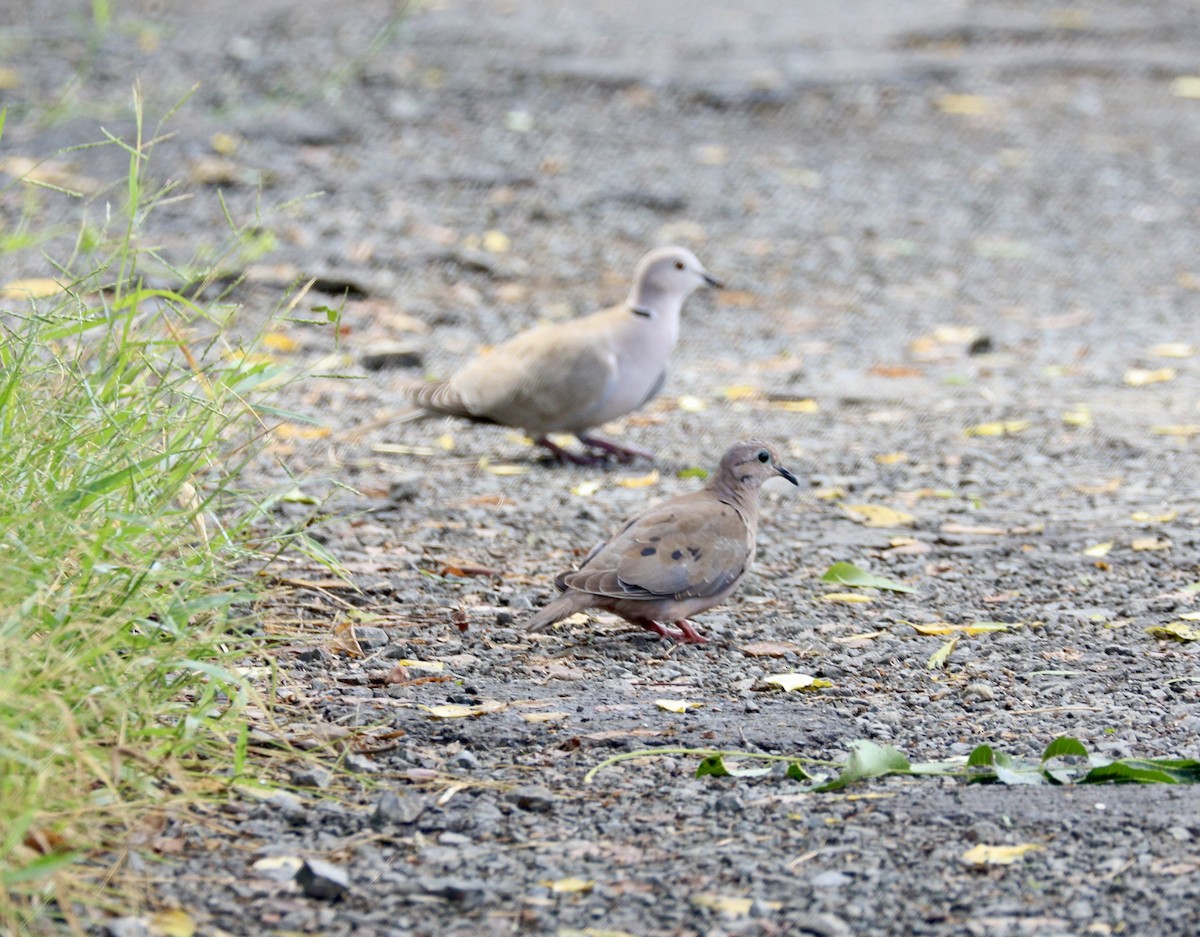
577;434;655;463
534;437;607;466
642;619;709;644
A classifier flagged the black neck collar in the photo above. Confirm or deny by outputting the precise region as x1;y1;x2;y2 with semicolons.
630;306;653;318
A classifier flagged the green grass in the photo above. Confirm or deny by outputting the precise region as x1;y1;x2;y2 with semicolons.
0;97;326;931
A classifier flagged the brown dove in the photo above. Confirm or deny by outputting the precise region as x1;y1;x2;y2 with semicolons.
524;440;798;643
405;246;721;464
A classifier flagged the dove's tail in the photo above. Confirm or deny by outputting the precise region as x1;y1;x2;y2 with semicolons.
403;380;476;419
525;590;594;633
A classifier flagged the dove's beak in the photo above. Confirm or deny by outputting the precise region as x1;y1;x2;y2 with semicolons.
777;466;799;486
702;271;723;289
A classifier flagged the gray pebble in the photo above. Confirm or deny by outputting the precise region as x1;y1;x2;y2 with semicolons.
447;750;481;770
360;341;423;371
506;785;555;813
291;766;332;789
355;627;390;649
295;858;349;900
371;790;428;828
103;918;150;937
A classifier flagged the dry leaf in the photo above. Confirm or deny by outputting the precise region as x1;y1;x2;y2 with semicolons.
1083;542;1113;557
1149;342;1195;358
1131;537;1171;552
485;463;528;476
571;479;603;497
844;504;916;528
617;470;659;489
1062;407;1092;428
262;332;299;352
422;700;507;719
691;894;780;915
1146;622;1200;642
1124;367;1176;386
961;843;1043;866
0;277;66;299
763;673;831;692
910;622;1016;636
937;94;993;115
392;659;444;672
723;385;761;402
1130;510;1177;523
1151;425;1200;438
151;910;197;937
822;592;874;604
522;711;570;723
437;433;455;451
874;452;908;465
964;420;1031;437
772;398;819;413
542;877;594;893
1169;76;1200;99
677;394;707;412
927;637;958;669
274;423;332;440
655;699;703;713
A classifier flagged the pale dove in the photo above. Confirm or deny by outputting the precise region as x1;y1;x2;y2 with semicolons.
525;440;798;643
405;246;721;464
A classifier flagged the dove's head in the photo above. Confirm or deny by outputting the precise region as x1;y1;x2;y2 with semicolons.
712;439;799;495
629;246;722;313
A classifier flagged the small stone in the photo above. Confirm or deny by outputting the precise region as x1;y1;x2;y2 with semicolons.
388;476;423;503
811;870;852;889
715;793;744;813
418;876;490;909
448;750;481;770
295;858;349;900
371;790;427;828
344;752;381;773
506;785;555;813
494;610;515;626
962;682;996;702
104;917;150;937
295;646;331;663
290;766;332;789
355;627;390;649
267;791;307;822
360;341;423;371
438;831;470;846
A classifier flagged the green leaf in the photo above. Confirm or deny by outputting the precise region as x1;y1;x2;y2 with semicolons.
820;561;917;594
1082;758;1200;785
695;755;771;779
677;466;709;480
1042;737;1089;761
966;744;1043;785
927;636;958;670
0;849;79;887
815;740;911;792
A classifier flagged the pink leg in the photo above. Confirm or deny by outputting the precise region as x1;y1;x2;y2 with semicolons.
534;436;604;466
576;433;655;463
638;619;709;644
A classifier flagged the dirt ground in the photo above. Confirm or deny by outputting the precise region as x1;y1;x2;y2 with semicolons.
4;0;1200;934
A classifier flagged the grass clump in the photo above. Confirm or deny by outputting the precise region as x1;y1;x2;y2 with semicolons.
0;97;319;930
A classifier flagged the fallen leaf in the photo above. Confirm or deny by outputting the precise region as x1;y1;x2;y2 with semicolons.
1180;611;1200;621
262;331;299;352
764;673;832;692
937;94;993;115
617;470;659;489
1151;425;1200;438
723;385;761;402
655;699;703;713
482;230;510;252
1149;342;1196;358
1169;76;1200;99
691;894;781;915
927;636;959;669
274;425;331;441
1062;406;1092;428
1131;537;1171;552
961;843;1043;866
484;463;528;476
940;522;1007;536
964;420;1031;437
875;452;908;465
543;876;594;893
844;504;916;528
0;277;66;299
1075;478;1122;495
251;856;305;874
1146;622;1200;642
869;364;924;378
1083;542;1113;557
151;910;196;937
421;700;507;719
436;433;455;451
1130;510;1177;523
677;394;707;412
741;641;800;657
571;479;603;497
821;561;917;593
1124;367;1176;386
772;398;819;413
522;711;571;723
910;622;1016;636
823;592;874;604
392;659;445;673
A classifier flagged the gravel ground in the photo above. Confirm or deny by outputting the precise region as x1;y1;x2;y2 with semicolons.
4;1;1200;934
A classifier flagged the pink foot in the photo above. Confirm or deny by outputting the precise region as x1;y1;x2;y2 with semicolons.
576;434;655;464
640;619;709;644
534;436;605;466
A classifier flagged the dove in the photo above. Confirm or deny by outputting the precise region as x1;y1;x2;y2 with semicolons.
524;440;798;643
405;246;721;464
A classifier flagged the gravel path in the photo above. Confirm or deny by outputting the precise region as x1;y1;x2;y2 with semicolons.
4;1;1200;934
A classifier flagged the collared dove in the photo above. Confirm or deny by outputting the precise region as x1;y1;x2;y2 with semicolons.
405;246;721;464
524;439;798;643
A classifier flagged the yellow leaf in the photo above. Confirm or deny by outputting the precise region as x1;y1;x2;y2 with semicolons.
677;394;707;412
393;659;444;672
273;423;331;440
1124;367;1176;386
151;910;196;937
1149;342;1196;358
0;66;20;89
0;277;65;299
723;385;761;401
1179;612;1200;621
483;230;510;253
823;592;874;604
814;486;845;501
1083;542;1113;557
1179;272;1200;291
617;470;659;489
927;636;958;669
655;699;703;713
910;622;1015;636
1062;406;1092;428
1131;510;1177;523
262;331;299;352
1131;537;1171;552
874;452;908;465
485;463;528;476
772;398;819;413
844;504;916;528
1169;76;1200;99
691;894;781;915
1146;622;1200;642
961;843;1043;866
964;420;1031;437
937;94;992;115
251;856;304;874
1152;425;1200;438
422;700;507;719
211;131;239;155
571;479;603;497
522;711;570;723
693;144;729;166
764;673;832;692
437;433;455;451
542;877;594;893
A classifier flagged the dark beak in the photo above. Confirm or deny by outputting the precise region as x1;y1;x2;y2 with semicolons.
777;465;799;486
702;272;723;289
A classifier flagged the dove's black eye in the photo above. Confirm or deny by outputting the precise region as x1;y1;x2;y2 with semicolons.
757;450;770;463
674;260;685;270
